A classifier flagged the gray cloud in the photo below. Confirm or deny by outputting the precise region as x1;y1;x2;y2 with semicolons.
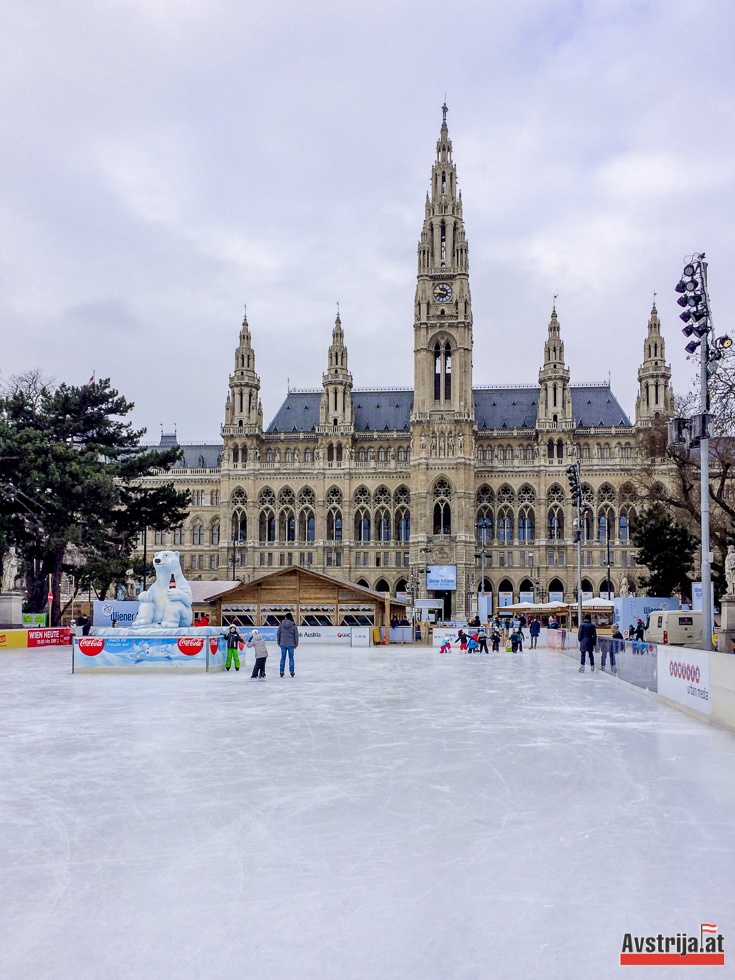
1;0;733;439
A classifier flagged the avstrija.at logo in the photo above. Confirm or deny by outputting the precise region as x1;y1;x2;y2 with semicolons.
620;923;724;966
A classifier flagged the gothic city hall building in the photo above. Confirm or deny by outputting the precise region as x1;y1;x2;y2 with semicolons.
140;108;674;619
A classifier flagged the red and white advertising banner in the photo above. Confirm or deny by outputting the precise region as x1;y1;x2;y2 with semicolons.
657;646;710;716
27;628;71;647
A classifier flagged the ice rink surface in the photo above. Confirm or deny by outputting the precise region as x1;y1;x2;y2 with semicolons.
1;644;734;980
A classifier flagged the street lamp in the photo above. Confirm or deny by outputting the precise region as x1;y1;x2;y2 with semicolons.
567;462;584;630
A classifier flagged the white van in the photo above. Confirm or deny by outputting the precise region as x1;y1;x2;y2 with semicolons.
645;610;702;648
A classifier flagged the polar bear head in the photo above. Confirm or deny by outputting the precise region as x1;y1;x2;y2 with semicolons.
152;550;183;582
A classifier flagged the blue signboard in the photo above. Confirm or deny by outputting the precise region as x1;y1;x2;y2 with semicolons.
426;565;457;590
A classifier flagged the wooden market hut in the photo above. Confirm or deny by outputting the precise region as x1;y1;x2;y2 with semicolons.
191;567;408;629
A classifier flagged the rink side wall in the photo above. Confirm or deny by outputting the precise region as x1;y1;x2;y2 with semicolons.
555;632;735;735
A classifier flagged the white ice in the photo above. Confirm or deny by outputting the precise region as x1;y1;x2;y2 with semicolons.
1;644;734;980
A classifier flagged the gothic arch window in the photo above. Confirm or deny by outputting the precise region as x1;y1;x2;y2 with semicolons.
434;343;442;401
378;448;385;463
598;507;614;541
582;444;590;460
327;443;334;463
518;508;535;542
440;221;446;266
376;508;391;542
518;484;536;505
238;391;243;413
358;449;366;462
398;448;406;463
476;485;495;505
598;484;616;504
556;439;564;459
553;383;558;407
266;450;273;464
374;486;391;507
258;488;275;507
526;446;533;461
497;507;513;542
547;439;555;459
336;443;343;463
211;490;220;507
240;354;244;368
326;486;343;507
504;446;512;462
603;444;611;460
547;484;565;504
285;449;293;464
327;508;342;541
619;511;632;541
444;342;451;401
354;486;372;508
433;478;452;535
298;508;315;542
623;443;632;459
278;508;296;543
304;449;313;463
547;506;564;540
497;485;515;505
355;508;371;542
191;523;205;546
231;511;246;543
210;521;220;546
298;486;315;507
259;508;275;543
396;507;411;542
238;420;243;429
581;483;594;506
375;578;391;594
232;445;239;464
476;506;493;543
394;485;410;507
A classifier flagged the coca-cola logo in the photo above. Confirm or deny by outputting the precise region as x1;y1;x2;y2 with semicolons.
177;637;204;656
208;637;219;655
78;637;105;656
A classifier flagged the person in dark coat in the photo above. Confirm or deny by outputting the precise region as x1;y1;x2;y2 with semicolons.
477;626;489;654
578;615;597;673
602;623;623;673
529;617;541;649
490;625;501;652
277;612;300;677
633;619;646;641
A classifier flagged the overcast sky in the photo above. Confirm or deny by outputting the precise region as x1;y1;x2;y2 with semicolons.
2;0;733;444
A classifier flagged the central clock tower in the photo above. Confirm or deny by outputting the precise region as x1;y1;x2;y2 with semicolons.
410;105;476;620
411;104;473;419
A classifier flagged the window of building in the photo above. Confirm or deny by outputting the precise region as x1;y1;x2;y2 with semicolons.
209;555;217;569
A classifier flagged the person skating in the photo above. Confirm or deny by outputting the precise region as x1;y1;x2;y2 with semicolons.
220;624;244;671
456;629;468;651
633;618;646;641
510;627;523;653
490;625;501;652
578;614;597;672
477;625;489;654
529;617;541;649
601;623;623;673
247;629;268;679
277;611;300;677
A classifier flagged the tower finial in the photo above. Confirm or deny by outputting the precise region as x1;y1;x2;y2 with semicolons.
652;290;657;312
442;100;448;126
552;293;558;314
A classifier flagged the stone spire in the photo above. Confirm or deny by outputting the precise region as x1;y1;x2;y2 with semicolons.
635;303;674;425
536;305;573;429
223;309;262;433
319;309;354;429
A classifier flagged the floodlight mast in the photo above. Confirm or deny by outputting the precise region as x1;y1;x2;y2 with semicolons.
696;256;713;652
678;253;714;650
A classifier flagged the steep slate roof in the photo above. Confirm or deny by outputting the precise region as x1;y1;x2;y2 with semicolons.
154;432;223;468
267;385;632;433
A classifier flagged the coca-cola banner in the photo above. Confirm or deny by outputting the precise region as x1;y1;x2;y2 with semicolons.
74;634;211;670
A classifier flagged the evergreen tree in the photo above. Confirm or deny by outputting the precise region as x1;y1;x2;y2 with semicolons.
0;376;190;624
630;503;697;599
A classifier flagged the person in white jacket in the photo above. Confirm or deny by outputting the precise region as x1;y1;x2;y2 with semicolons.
247;629;268;680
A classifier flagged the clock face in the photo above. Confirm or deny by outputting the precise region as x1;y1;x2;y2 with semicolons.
433;282;452;302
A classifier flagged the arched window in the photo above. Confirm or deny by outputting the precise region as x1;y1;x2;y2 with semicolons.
599;507;614;541
259;509;275;543
547;439;554;459
556;439;563;459
327;509;342;541
304;449;312;463
231;511;246;543
444;342;452;401
477;508;493;543
279;509;296;542
336;443;343;463
376;508;391;542
191;524;205;546
211;522;220;545
355;509;371;542
327;443;334;462
518;508;535;542
434;343;442;401
396;508;411;542
433;479;452;535
547;507;564;540
232;445;239;464
298;509;315;542
497;507;513;542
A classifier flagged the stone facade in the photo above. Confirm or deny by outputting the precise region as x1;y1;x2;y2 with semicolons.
136;108;675;619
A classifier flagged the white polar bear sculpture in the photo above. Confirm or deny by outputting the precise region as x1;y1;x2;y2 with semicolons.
132;550;193;629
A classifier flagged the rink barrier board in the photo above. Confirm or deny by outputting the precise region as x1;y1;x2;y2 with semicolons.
1;628;71;650
557;634;735;734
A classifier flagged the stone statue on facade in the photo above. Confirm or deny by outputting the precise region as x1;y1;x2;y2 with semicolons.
1;547;19;593
420;434;426;452
725;545;735;596
457;434;463;450
619;574;630;597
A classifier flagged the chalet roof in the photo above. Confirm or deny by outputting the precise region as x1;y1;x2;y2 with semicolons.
221;566;408;606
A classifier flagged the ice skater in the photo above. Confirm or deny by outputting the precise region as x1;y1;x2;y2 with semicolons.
221;624;244;671
477;626;489;654
277;611;300;677
529;617;540;649
247;629;268;679
440;639;452;655
578;614;597;672
509;627;523;653
456;629;468;651
490;625;501;652
467;633;479;652
601;624;623;673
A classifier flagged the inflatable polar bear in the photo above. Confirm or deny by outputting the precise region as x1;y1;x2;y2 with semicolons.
132;550;193;629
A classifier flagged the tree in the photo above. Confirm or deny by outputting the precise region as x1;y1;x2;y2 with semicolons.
630;503;697;598
0;376;190;624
